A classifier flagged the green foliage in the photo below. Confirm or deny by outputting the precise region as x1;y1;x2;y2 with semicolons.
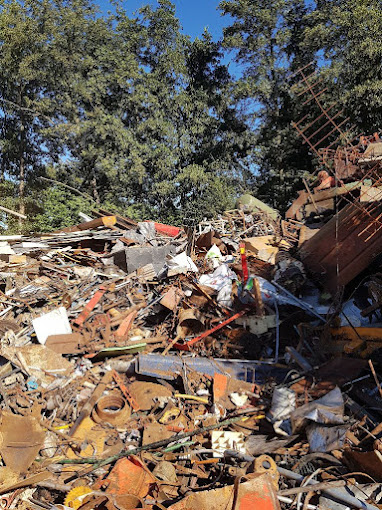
219;0;315;212
0;0;57;205
54;2;254;223
0;0;380;230
219;0;382;212
304;0;382;131
0;181;93;234
29;187;93;233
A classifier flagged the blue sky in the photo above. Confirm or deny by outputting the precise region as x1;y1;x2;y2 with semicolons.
98;0;230;41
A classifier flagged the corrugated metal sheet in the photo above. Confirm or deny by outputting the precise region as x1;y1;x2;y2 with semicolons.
299;202;382;294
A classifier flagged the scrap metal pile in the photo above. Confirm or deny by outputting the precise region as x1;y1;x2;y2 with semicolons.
0;199;381;510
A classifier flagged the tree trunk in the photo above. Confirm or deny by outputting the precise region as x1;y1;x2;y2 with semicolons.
18;152;25;230
91;174;100;205
18;119;25;230
18;86;26;231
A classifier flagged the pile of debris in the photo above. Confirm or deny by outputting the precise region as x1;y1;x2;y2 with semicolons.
0;177;382;510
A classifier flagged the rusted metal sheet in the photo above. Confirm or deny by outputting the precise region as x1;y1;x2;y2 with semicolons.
304;197;334;215
167;473;280;510
45;332;83;354
72;286;107;327
92;208;138;229
57;215;117;233
0;412;45;474
285;191;308;220
286;182;362;220
344;449;382;482
101;456;156;498
330;326;382;357
299;202;382;293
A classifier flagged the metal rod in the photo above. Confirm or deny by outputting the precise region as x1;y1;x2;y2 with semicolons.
278;495;317;510
278;479;347;496
297;78;324;97
305;110;344;143
313;117;350;149
288;61;315;80
272;281;325;322
302;178;319;214
303;87;327;106
58;415;247;467
298;103;337;134
278;467;380;510
368;359;382;400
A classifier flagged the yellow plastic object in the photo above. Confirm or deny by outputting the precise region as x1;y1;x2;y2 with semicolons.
64;486;93;509
174;393;209;404
53;424;72;430
159;407;181;425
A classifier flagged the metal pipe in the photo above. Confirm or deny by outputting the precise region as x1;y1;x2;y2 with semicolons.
278;466;380;510
279;479;346;496
278;495;317;509
272;281;325;322
273;297;280;363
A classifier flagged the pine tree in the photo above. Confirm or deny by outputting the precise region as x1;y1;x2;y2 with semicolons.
0;0;58;218
220;0;316;211
305;0;382;132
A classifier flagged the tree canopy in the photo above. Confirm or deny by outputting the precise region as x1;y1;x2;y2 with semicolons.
0;0;380;232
